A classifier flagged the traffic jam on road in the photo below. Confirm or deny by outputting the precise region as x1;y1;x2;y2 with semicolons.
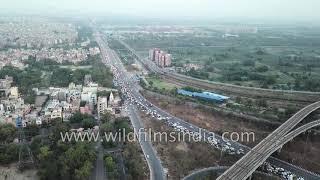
117;75;303;180
263;162;304;180
100;38;305;180
112;62;246;154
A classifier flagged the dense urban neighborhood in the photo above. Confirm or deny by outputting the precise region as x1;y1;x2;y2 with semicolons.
0;1;320;180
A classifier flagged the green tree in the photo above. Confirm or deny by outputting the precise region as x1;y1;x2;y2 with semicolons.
82;118;95;129
105;156;115;172
0;144;19;164
30;121;96;180
101;112;114;123
0;124;16;144
255;65;269;72
50;68;72;87
75;160;93;180
50;119;70;142
69;111;91;123
114;118;131;136
60;143;96;180
37;146;59;180
123;143;146;179
38;146;53;161
72;69;90;84
148;81;153;87
100;122;113;133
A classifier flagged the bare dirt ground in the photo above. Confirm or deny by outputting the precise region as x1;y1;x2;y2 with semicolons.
142;91;320;174
0;164;38;180
274;137;320;174
139;112;239;179
143;91;271;147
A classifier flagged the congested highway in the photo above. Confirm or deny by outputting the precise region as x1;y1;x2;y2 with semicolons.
96;33;166;180
116;36;320;180
109;43;246;156
96;32;320;180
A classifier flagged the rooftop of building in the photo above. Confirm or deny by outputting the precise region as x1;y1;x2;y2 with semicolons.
177;89;230;101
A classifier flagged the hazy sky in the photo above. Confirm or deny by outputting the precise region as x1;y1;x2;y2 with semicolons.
1;0;319;20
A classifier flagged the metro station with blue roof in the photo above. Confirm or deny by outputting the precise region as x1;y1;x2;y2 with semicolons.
177;89;230;103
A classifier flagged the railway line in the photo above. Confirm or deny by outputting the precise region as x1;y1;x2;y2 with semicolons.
163;72;320;103
115;38;320;103
112;36;320;180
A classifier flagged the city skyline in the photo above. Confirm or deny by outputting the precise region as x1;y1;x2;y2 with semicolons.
1;0;320;21
0;2;319;179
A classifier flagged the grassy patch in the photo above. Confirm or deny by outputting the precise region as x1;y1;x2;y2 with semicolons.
146;76;178;90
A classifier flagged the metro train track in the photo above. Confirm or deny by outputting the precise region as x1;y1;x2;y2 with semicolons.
111;36;320;179
113;37;320;104
163;72;320;103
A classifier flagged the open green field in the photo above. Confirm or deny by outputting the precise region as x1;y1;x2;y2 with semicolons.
107;25;320;91
146;76;178;91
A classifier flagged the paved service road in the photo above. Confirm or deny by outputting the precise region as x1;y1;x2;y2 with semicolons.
90;139;107;180
128;105;166;180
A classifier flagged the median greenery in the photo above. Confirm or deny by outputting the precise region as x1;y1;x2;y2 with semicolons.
99;113;148;179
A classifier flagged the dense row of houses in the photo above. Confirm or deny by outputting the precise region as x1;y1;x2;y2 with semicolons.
0;75;121;128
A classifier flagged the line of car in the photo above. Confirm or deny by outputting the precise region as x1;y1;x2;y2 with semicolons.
101;37;306;180
113;61;247;156
113;59;306;180
263;162;305;180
